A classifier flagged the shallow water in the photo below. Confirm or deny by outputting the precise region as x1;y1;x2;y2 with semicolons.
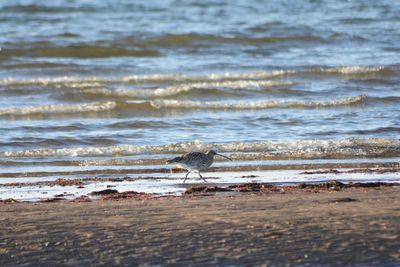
1;0;400;200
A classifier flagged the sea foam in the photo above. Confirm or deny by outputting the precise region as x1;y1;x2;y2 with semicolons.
0;66;389;86
2;138;399;159
150;95;366;109
0;101;116;116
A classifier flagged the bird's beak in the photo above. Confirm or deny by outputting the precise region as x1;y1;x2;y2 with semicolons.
216;153;233;161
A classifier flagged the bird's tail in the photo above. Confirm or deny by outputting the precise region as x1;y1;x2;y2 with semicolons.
166;156;183;164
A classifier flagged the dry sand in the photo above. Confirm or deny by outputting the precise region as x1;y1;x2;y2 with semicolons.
1;186;399;266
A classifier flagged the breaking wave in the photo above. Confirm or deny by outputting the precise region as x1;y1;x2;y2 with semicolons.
307;66;393;75
0;95;367;117
0;101;116;116
150;95;366;109
2;138;399;159
80;80;294;99
0;66;393;86
0;95;380;117
0;70;292;86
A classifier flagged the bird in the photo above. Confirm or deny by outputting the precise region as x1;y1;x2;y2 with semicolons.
167;150;232;183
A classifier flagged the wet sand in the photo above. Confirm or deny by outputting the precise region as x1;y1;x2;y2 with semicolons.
1;186;400;266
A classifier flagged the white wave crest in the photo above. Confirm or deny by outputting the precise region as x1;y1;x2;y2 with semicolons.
0;70;295;87
311;66;386;74
1;138;399;159
150;95;366;109
0;140;209;158
0;66;388;87
81;80;294;98
0;75;177;86
0;101;116;116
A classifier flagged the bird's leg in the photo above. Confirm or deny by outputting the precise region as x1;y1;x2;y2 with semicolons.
183;171;191;184
198;171;207;183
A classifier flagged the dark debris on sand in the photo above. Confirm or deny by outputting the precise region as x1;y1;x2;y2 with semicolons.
297;180;398;190
184;183;265;195
39;197;66;203
301;167;400;175
184;186;234;195
228;183;279;192
89;189;119;195
329;197;358;203
0;198;19;204
184;180;399;195
0;178;84;188
71;195;92;202
89;189;156;201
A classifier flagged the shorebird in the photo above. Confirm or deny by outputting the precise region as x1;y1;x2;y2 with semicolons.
167;150;232;183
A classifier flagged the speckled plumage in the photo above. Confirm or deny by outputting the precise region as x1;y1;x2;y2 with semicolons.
167;150;232;183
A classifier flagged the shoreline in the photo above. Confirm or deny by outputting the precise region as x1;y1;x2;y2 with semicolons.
1;178;399;203
1;185;399;266
1;165;400;202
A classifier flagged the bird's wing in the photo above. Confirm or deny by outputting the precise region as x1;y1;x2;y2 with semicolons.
166;156;183;164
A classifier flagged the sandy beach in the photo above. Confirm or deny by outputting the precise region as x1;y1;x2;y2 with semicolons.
1;185;399;266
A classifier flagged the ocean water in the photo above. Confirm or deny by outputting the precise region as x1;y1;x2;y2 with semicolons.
1;0;400;200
